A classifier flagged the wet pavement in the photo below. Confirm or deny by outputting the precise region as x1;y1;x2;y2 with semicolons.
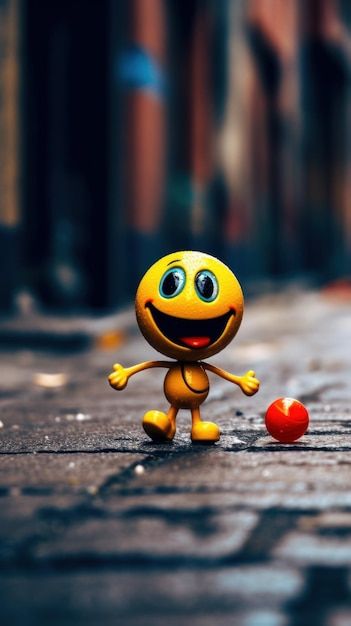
0;289;351;625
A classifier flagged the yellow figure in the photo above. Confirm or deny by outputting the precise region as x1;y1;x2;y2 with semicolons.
108;251;260;443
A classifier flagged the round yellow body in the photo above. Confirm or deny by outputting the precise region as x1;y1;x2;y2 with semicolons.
164;362;209;408
135;250;244;361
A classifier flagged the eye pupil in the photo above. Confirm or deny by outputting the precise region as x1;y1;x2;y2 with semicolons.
159;268;186;298
162;271;180;296
195;270;218;302
197;274;213;298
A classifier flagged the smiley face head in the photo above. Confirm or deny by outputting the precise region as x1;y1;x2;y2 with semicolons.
135;251;244;361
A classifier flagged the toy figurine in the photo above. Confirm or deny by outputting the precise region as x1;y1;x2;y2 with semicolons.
108;251;260;443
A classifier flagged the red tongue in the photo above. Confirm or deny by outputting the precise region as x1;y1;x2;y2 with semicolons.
181;336;211;348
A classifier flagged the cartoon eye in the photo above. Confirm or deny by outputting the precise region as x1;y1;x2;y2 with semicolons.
159;267;186;298
195;270;218;302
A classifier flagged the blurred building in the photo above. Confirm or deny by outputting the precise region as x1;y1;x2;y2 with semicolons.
0;0;351;313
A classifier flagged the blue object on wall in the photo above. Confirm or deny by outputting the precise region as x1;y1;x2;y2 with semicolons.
116;45;165;98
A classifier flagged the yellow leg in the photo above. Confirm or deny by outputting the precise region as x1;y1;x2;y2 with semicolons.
143;406;178;442
191;407;220;443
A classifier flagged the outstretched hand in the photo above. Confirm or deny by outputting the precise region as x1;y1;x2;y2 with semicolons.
108;363;129;390
239;370;260;396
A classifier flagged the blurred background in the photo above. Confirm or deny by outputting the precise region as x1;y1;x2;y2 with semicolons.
1;0;351;314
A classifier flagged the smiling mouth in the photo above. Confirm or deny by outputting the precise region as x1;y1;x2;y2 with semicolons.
145;302;235;349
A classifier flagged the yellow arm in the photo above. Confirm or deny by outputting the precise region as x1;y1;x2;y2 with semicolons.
202;362;260;396
108;360;172;391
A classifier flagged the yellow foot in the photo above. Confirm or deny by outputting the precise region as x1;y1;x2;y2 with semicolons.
191;421;220;443
142;410;176;442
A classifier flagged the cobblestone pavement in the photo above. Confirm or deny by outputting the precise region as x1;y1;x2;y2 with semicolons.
0;290;351;626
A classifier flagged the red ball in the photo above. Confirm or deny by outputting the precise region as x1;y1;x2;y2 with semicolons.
265;397;309;443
